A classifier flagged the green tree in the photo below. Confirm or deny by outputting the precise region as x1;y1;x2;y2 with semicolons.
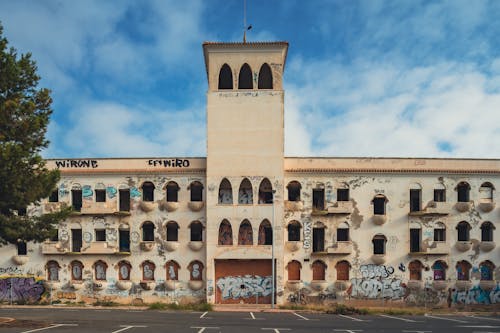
0;23;69;246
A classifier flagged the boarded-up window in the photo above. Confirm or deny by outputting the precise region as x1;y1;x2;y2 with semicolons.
165;260;180;280
94;260;107;281
336;261;350;281
479;182;494;201
456;260;471;280
118;261;132;280
312;260;326;280
218;178;233;204
218;220;233;245
258;219;272;245
432;261;447;281
287;261;301;280
188;261;204;281
70;261;83;281
238;220;253;245
142;261;155;281
409;260;423;280
47;261;60;281
479;261;495;280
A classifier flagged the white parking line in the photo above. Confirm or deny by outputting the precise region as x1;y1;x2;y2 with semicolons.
458;326;500;329
262;328;291;332
402;330;432;333
338;314;367;322
251;312;256;319
200;311;208;318
379;314;418;322
111;326;147;333
424;314;468;323
469;316;500;322
333;329;363;333
191;327;220;333
21;324;78;333
293;312;309;320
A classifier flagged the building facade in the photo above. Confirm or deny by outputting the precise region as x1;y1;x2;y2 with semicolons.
0;42;499;308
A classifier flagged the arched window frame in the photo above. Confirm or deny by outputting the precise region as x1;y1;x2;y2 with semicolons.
70;260;84;281
372;234;387;254
287;181;301;202
456;260;471;280
287;260;301;281
480;221;495;242
218;178;233;204
142;221;155;242
218;219;233;245
190;221;203;242
238;220;253;245
337;222;350;242
409;260;423;281
258;178;273;204
94;260;108;281
218;63;233;89
166;181;179;202
456;221;471;241
165;260;180;281
431;260;447;281
479;260;495;281
258;219;272;245
456;182;470;202
166;221;179;242
189;181;204;202
312;260;327;281
238;178;253;204
141;261;156;281
118;260;132;281
238;63;253;89
141;181;155;202
287;221;301;241
258;63;273;89
335;260;351;281
372;195;387;215
188;261;204;281
46;260;60;281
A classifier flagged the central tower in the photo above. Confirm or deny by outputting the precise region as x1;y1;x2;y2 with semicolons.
203;41;288;304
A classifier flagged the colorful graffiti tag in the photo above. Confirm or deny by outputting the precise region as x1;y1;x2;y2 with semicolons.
349;264;405;299
216;275;272;299
0;277;44;303
452;284;500;305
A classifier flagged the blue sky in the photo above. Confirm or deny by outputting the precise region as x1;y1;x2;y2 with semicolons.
1;0;499;158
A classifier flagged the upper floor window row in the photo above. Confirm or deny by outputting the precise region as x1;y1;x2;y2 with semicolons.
218;177;273;205
218;63;273;90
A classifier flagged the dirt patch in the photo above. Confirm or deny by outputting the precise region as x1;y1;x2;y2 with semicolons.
0;319;50;329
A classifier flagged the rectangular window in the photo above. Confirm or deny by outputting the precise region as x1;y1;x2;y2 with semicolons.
337;189;349;202
373;239;385;254
49;190;59;202
373;197;386;215
410;229;421;252
434;189;446;202
312;189;325;210
95;189;106;202
337;228;349;242
313;228;325;252
72;190;82;212
410;189;421;212
119;230;130;252
17;242;27;255
71;229;82;252
119;189;130;211
95;229;106;242
434;229;445;242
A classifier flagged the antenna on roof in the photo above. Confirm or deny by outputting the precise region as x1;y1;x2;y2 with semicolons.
243;0;252;43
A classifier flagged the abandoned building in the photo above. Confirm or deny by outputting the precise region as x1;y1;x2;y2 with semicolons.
0;41;499;308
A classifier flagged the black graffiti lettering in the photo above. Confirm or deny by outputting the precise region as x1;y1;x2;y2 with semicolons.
146;159;190;168
54;160;99;168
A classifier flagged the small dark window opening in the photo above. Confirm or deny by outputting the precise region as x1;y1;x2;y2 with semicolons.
434;228;446;242
457;222;470;241
337;228;349;242
18;207;27;216
313;189;325;210
410;229;421;252
72;190;82;211
71;229;82;252
410;189;421;212
481;222;494;242
17;241;27;255
287;222;301;241
95;189;106;202
50;230;58;242
313;228;325;252
49;190;59;202
142;182;155;202
258;220;273;245
218;64;233;89
337;189;349;202
190;182;203;202
142;222;155;241
258;63;273;89
457;182;470;202
119;189;130;211
287;181;301;201
238;63;253;89
373;196;386;215
95;229;106;242
191;222;203;241
372;236;386;255
119;230;130;252
166;222;179;241
166;182;179;202
434;189;446;202
258;178;273;204
238;221;253;245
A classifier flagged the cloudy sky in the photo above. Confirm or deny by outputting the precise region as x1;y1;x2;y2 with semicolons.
1;0;499;158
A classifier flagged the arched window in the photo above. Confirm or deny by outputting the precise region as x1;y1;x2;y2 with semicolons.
258;219;272;245
46;260;60;281
70;260;83;281
456;221;470;241
94;260;107;281
312;260;327;280
456;260;471;280
336;261;350;281
166;181;179;202
457;182;470;202
142;181;155;202
238;220;253;245
258;63;273;89
165;260;180;281
190;221;203;241
238;178;253;204
479;261;495;281
409;260;423;280
142;221;155;241
337;222;349;242
218;63;233;89
118;261;132;280
480;221;494;242
258;178;273;204
142;261;155;281
218;220;233;245
189;181;203;202
218;178;233;204
373;195;387;215
432;260;447;280
287;181;301;201
287;260;301;280
479;182;494;201
166;221;179;241
372;234;387;254
188;261;204;281
238;63;253;89
434;222;446;242
287;221;301;241
313;222;325;252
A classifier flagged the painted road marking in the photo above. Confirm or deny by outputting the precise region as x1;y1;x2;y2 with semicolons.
458;326;500;329
191;327;220;333
262;328;291;333
338;314;368;322
21;324;78;333
424;314;468;323
333;329;363;333
251;312;256;319
293;312;309;320
403;330;432;333
111;325;148;333
379;314;418;322
200;311;208;318
469;316;500;322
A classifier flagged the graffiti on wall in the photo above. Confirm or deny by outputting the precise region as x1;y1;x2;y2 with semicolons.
452;284;500;305
82;185;93;199
106;186;117;199
0;267;23;275
349;264;405;299
303;220;312;249
55;160;98;168
216;275;272;300
0;277;44;303
359;264;395;279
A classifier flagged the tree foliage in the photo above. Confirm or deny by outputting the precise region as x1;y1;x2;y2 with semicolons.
0;23;69;245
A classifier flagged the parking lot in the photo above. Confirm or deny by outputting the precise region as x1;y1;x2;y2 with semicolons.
0;307;499;333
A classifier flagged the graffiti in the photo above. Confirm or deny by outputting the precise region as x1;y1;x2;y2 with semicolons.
106;228;117;242
216;275;272;300
359;264;394;279
56;291;76;299
82;185;93;199
148;159;190;168
452;284;500;305
55;160;98;168
59;183;69;197
0;277;44;303
288;291;307;304
106;186;117;199
349;278;405;299
238;188;253;204
83;232;92;243
318;291;337;301
0;267;23;275
130;231;140;243
404;288;443;306
130;187;141;198
398;263;406;272
303;220;312;249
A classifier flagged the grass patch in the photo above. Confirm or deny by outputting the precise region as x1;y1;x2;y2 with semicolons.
93;300;119;307
148;302;212;311
326;304;368;315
